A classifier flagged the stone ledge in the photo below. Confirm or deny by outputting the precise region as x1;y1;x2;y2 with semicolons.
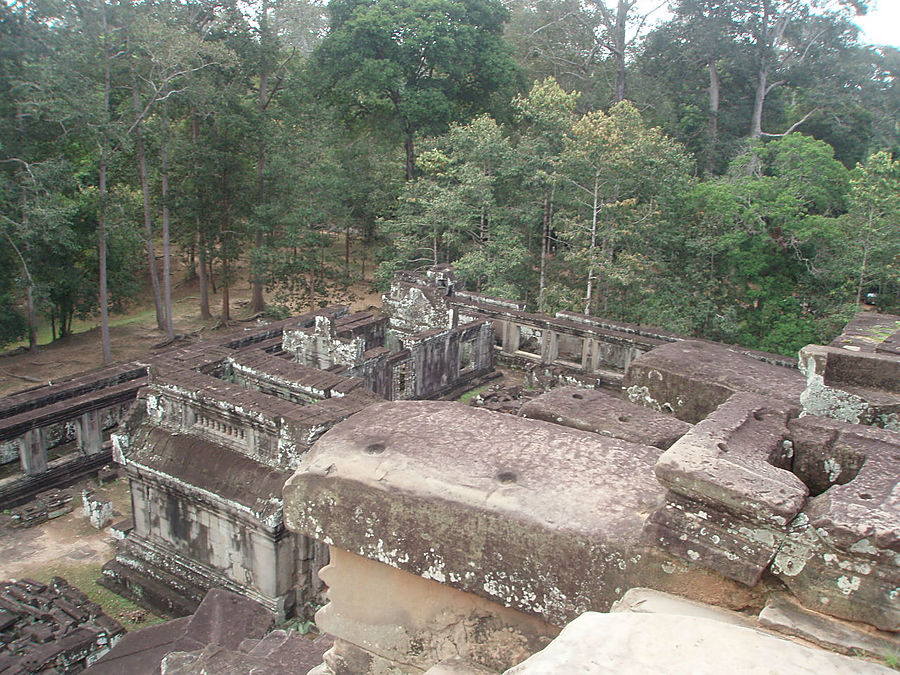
623;340;805;423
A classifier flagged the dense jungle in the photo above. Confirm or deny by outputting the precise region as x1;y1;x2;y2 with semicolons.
1;0;898;360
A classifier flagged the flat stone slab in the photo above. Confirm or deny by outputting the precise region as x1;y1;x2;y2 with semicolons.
502;612;893;674
623;340;805;423
519;386;691;449
759;596;900;660
284;401;670;626
610;587;755;628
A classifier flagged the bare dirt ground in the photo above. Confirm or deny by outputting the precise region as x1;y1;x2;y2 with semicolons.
0;476;164;628
0;240;383;396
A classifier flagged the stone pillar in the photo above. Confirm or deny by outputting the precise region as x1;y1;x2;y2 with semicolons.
503;322;519;354
581;339;593;372
540;330;558;364
19;428;48;475
76;409;104;454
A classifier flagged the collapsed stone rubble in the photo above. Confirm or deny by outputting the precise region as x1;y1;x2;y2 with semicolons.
0;577;124;673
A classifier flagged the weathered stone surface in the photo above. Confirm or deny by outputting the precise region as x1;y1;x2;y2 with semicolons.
314;547;557;674
759;596;900;660
285;400;764;642
623;340;805;423
644;393;806;585
610;587;756;628
88;589;273;674
424;656;499;675
520;386;692;449
830;312;900;355
799;344;900;430
772;417;900;631
502;612;892;674
285;400;668;627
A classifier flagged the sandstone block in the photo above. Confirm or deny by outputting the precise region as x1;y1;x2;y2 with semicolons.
519;386;691;449
644;393;807;585
623;340;805;423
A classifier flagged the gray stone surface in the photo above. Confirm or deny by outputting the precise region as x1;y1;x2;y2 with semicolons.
772;417;900;631
644;393;806;585
502;612;893;674
520;386;692;449
759;596;900;660
623;340;805;423
285;401;668;626
799;344;900;430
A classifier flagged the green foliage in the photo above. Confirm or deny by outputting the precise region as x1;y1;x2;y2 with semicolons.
314;0;518;176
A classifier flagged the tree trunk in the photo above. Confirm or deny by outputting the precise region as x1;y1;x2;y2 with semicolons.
192;112;211;320
706;58;720;174
584;172;600;315
405;130;415;181
161;100;174;339
221;168;231;322
538;189;549;312
197;230;212;320
133;85;165;331
613;1;628;102
98;1;112;365
750;63;766;139
250;0;270;313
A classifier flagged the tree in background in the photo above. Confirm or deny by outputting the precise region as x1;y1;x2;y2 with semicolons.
846;152;900;310
314;0;518;180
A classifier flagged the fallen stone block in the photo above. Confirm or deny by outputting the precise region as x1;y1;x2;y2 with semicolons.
520;386;691;449
623;340;805;423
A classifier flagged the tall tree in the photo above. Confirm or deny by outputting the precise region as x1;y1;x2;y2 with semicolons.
314;0;517;180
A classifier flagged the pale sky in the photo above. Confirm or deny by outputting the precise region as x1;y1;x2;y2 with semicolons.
635;1;900;49
853;0;900;48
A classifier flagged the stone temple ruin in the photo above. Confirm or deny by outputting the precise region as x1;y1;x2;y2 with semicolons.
1;265;899;672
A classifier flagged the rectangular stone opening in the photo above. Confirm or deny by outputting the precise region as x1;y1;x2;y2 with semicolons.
556;334;584;368
516;326;542;358
459;340;475;373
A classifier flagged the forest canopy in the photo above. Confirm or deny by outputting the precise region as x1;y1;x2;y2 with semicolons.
1;0;898;358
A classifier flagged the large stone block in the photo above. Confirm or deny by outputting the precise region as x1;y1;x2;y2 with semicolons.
772;417;900;631
519;386;692;449
644;393;807;586
623;340;805;423
799;344;900;430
